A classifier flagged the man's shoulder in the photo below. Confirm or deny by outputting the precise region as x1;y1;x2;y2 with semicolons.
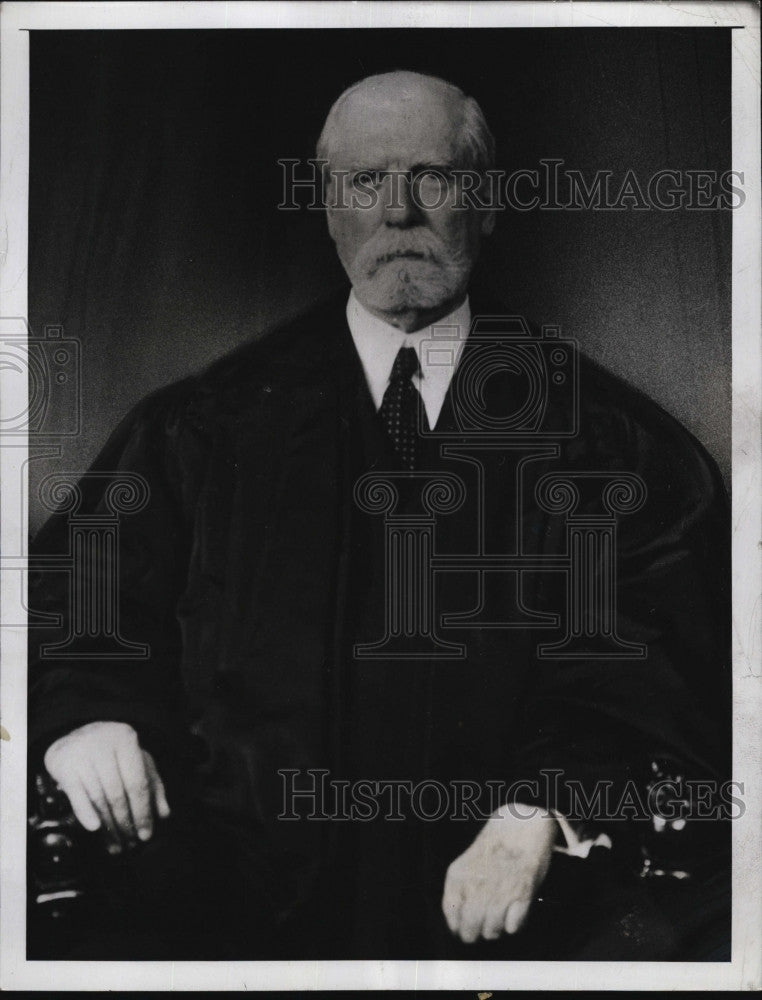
191;289;348;401
574;352;723;500
129;290;351;435
205;291;348;382
470;285;724;502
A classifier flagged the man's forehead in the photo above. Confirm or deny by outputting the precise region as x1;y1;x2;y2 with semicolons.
330;79;462;166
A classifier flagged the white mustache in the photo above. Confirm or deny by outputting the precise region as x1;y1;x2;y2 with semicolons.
358;236;446;276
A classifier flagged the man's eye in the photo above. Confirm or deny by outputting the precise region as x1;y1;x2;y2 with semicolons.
352;171;384;188
414;168;454;186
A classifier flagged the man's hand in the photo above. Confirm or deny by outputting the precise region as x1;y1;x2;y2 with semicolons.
43;721;170;853
442;803;557;943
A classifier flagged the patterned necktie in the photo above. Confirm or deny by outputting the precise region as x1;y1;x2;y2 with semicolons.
379;346;430;470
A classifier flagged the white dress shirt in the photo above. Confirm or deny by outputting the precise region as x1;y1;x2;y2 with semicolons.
346;290;471;429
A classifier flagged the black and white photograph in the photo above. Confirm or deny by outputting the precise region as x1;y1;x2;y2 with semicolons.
0;1;760;991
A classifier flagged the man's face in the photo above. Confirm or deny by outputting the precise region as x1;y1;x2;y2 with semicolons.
324;78;494;319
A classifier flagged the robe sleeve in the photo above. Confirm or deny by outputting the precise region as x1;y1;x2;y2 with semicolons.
27;382;205;770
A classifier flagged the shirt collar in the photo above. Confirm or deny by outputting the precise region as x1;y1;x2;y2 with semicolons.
346;289;471;428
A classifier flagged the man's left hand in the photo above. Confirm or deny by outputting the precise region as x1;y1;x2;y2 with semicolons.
441;804;558;943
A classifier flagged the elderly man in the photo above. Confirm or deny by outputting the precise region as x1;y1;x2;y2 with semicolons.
29;72;729;959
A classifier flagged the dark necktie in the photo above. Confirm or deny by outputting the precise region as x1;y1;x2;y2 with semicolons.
379;346;430;470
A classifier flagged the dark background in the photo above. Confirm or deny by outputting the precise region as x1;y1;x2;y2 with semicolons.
29;28;731;533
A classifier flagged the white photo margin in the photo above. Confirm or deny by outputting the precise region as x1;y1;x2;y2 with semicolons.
1;1;759;991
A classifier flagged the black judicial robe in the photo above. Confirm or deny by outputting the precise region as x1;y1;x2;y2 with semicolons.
27;288;731;957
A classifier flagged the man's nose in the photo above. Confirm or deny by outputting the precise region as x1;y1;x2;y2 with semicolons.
384;172;421;228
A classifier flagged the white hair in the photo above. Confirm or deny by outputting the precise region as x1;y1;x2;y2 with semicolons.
316;71;496;174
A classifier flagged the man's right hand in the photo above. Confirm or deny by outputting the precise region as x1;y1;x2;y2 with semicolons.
43;721;171;853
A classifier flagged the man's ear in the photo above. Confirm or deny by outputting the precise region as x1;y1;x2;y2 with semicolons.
324;174;342;243
325;202;339;243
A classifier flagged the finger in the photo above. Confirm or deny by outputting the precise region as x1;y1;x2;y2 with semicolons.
94;753;137;845
504;897;531;935
441;875;464;935
143;751;171;820
64;779;102;832
116;739;153;842
80;765;124;854
459;892;484;944
482;897;510;940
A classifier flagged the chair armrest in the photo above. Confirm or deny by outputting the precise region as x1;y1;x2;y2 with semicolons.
28;771;86;918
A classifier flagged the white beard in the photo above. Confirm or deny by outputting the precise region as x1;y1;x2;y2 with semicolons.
351;256;469;312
